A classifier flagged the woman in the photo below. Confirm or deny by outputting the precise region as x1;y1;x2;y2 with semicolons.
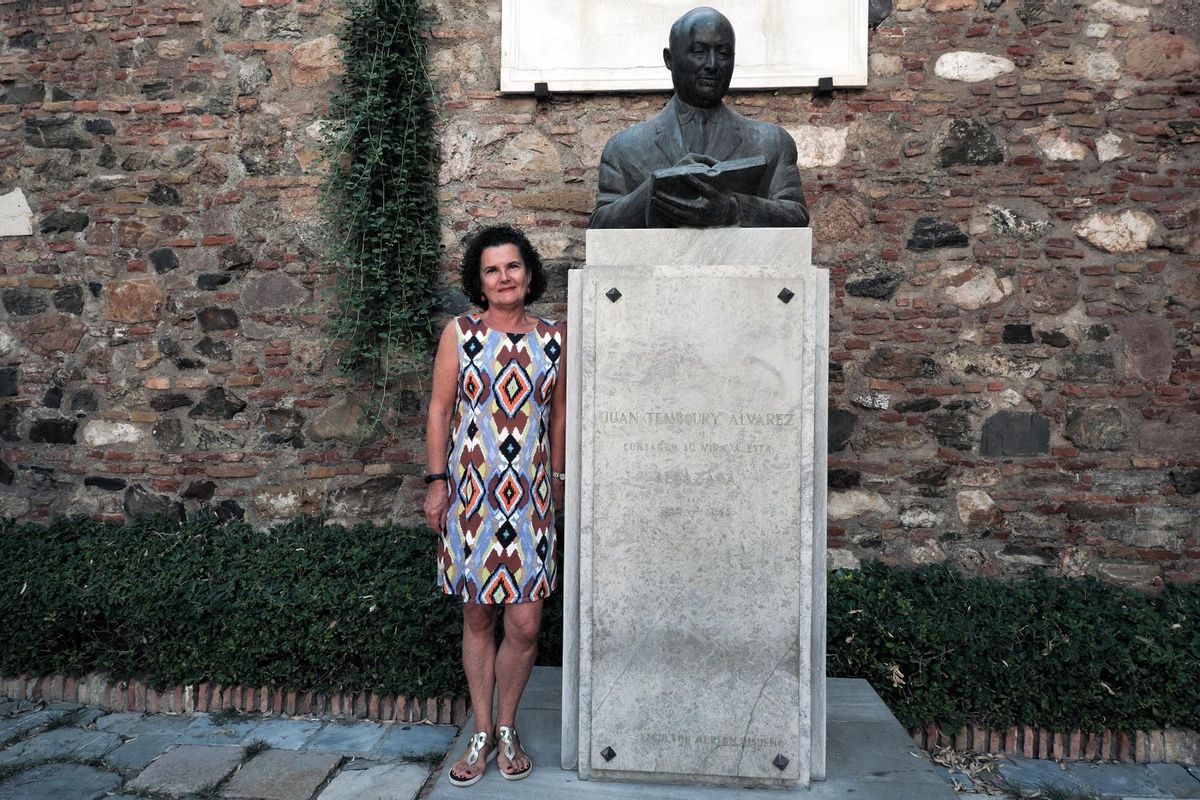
423;225;566;787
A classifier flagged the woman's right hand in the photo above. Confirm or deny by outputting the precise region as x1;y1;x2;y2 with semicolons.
423;482;449;534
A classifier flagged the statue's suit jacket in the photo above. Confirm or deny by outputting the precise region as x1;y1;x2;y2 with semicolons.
590;96;810;229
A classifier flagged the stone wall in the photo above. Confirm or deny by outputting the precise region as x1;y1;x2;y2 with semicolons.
0;0;1197;588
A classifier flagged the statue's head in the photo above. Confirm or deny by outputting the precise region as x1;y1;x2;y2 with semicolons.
663;7;735;109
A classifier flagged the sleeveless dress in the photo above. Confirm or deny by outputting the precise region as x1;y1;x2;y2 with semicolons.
438;314;562;604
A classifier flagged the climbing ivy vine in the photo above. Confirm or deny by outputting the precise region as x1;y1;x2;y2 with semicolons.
322;0;441;375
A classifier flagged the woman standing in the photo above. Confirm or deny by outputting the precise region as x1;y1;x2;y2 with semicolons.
423;225;566;787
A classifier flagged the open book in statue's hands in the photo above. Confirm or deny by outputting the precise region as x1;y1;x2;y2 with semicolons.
651;155;768;200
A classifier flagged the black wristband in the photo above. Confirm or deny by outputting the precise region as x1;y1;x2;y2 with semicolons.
423;472;449;484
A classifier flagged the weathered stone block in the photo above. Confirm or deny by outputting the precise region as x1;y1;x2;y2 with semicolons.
39;209;89;233
979;411;1050;457
181;480;217;501
1002;324;1034;344
1123;316;1175;384
254;485;323;519
21;314;87;356
327;476;403;520
828;467;861;489
84;476;127;491
82;420;145;447
149;247;180;274
829;408;857;452
864;346;941;379
1038;330;1070;348
908;218;969;250
198;307;240;332
187;388;246;420
29;418;77;444
197;273;232;291
1169;469;1200;496
263;408;305;445
241;273;308;311
148;183;180;205
149;393;193;412
1074;210;1156;253
107;280;164;323
195;337;233;361
938;118;1004;166
25;116;93;149
985;205;1051;241
2;289;48;316
926;404;974;451
935;51;1016;82
124;484;183;521
1057;352;1116;383
70;389;97;413
0;404;20;442
51;284;84;315
937;266;1014;310
0;368;17;397
896;398;941;413
1124;33;1200;79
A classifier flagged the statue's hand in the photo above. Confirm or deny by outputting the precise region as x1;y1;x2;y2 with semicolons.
651;174;738;227
673;153;719;168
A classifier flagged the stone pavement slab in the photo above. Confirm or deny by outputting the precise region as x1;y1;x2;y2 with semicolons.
1064;761;1196;798
103;734;179;772
126;743;244;797
0;727;122;765
121;713;194;736
0;762;122;800
220;749;343;800
305;719;387;755
0;709;55;744
428;669;956;800
317;762;429;800
369;723;458;760
997;757;1087;794
235;717;322;749
1145;763;1200;798
94;712;142;733
179;713;264;745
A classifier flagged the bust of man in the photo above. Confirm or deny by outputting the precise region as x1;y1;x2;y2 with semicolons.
589;6;810;230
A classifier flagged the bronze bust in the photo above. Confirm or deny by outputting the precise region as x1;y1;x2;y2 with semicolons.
589;7;810;230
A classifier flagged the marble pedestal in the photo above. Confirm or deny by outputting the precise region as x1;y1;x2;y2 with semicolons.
563;229;829;788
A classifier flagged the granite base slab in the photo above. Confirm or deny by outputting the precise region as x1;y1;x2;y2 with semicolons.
427;667;955;800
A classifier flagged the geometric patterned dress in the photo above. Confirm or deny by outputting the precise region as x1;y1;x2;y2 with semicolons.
438;314;562;604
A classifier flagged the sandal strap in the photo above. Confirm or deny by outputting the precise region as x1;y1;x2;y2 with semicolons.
497;725;519;761
464;730;490;767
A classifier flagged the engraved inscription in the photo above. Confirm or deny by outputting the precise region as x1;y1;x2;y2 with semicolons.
638;732;789;749
598;410;797;427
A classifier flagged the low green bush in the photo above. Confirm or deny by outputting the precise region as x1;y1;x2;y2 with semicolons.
0;515;466;696
2;517;1196;734
827;562;1200;732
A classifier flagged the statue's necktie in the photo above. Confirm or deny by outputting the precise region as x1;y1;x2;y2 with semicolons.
686;113;706;154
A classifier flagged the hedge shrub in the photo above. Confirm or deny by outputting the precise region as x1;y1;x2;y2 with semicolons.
827;562;1200;731
2;517;1196;734
0;515;468;695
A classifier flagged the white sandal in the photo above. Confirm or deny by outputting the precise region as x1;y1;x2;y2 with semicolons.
447;730;495;787
497;725;532;781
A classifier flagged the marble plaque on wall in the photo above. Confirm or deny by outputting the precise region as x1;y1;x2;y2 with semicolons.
501;0;869;93
570;261;825;787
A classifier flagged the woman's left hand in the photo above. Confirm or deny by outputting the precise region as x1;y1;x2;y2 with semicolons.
552;478;565;520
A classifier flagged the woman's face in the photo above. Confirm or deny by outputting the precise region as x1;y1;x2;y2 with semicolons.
479;243;531;309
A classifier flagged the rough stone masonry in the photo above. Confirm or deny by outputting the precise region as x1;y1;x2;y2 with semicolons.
0;0;1196;588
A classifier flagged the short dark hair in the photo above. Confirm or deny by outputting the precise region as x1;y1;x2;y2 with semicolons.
460;225;547;310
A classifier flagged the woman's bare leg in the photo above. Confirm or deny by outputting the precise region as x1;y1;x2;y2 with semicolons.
450;602;499;780
495;599;542;774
